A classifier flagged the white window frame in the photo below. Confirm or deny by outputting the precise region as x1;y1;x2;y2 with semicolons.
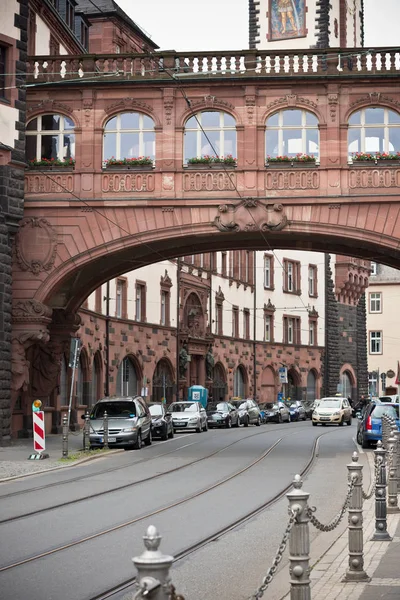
264;256;271;288
116;280;123;318
161;290;167;326
266;109;319;159
370;262;377;276
308;266;315;296
348;108;400;157
184;111;236;162
369;331;382;354
287;262;294;292
26;114;75;161
103;112;155;162
265;315;271;342
369;292;382;313
309;321;316;346
288;318;294;344
135;286;143;321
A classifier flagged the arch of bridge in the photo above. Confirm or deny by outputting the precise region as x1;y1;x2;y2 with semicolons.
12;196;400;312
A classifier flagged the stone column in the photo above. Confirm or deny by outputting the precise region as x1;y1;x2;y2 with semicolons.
198;355;206;387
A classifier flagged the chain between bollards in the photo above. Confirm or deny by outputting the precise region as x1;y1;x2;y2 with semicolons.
84;410;91;452
342;451;370;582
62;414;68;458
371;440;392;541
103;410;109;450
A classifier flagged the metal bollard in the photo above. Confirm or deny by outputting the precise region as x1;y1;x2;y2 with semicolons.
62;414;68;458
371;441;392;541
395;430;400;492
132;525;183;600
343;452;370;582
84;410;91;452
381;414;390;450
103;411;109;449
287;474;311;600
387;429;399;513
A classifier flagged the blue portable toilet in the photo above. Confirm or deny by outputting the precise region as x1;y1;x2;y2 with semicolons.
188;385;208;408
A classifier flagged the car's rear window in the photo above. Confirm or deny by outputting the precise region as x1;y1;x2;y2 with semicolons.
371;405;399;419
91;401;136;419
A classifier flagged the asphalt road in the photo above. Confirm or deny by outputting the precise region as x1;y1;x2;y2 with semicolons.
0;420;369;600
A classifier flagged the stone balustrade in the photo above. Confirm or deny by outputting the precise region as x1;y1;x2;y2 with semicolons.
27;47;400;83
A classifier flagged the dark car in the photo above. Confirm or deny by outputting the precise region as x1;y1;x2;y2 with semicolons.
288;403;300;422
149;403;174;440
357;402;400;448
206;402;239;428
230;399;261;426
261;402;290;423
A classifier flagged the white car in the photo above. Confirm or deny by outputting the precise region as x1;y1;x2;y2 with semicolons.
168;401;208;433
312;397;352;426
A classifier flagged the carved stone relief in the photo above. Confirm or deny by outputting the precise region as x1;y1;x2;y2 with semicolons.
15;218;58;274
328;94;339;122
105;98;154;115
348;168;400;189
212;200;288;233
266;170;320;190
101;173;155;193
183;172;236;192
25;173;74;194
162;174;174;191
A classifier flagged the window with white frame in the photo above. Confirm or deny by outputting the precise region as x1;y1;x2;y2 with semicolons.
264;255;272;288
266;109;319;159
348;107;400;157
265;315;272;342
370;262;378;276
288;318;294;344
287;262;293;292
369;292;382;313
184;111;236;162
369;331;382;354
103;112;155;162
161;291;167;326
308;265;317;297
26;114;75;163
309;320;316;346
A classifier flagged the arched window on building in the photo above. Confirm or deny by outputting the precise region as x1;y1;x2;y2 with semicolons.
306;370;317;402
117;356;139;397
266;109;319;160
184;111;236;163
26;114;75;163
233;365;247;399
152;359;174;405
340;371;353;399
103;112;155;163
212;363;227;403
348;107;400;158
287;368;301;401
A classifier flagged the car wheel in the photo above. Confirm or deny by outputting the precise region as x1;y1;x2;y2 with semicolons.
322;423;326;426
312;422;317;427
226;418;232;429
161;427;168;441
339;418;344;426
361;435;370;449
196;423;202;433
168;427;174;439
357;430;363;445
202;421;208;432
347;417;352;426
133;431;142;450
244;417;249;427
278;414;282;423
233;418;239;428
144;429;152;446
256;417;261;427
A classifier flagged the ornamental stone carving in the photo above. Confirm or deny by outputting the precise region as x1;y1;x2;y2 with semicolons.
348;168;400;189
102;173;155;193
183;171;236;192
328;94;339;122
266;170;320;190
25;173;74;194
12;299;53;323
266;95;318;112
15;218;58;274
105;98;154;115
212;200;288;233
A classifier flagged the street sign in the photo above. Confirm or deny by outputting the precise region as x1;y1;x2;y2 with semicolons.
278;367;288;384
69;337;81;368
277;392;283;402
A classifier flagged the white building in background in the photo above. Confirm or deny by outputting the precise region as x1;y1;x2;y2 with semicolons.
367;263;400;397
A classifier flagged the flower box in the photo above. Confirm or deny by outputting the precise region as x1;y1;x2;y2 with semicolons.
185;163;236;170
27;165;74;171
266;161;317;169
103;164;154;171
350;160;400;167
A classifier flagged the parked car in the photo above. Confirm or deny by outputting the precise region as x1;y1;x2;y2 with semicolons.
261;402;290;423
288;403;300;421
357;402;400;448
168;401;208;433
230;400;250;426
229;399;261;426
87;396;152;450
312;397;352;426
303;401;315;420
149;403;174;440
290;401;307;421
379;395;399;404
206;402;240;428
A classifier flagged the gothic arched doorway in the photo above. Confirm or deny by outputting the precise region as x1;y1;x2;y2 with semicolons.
306;370;317;402
233;365;247;399
288;368;301;401
212;362;227;403
152;358;174;405
340;370;353;399
117;356;139;397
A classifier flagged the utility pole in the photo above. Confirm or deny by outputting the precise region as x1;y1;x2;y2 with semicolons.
105;281;110;397
176;257;181;401
253;251;257;401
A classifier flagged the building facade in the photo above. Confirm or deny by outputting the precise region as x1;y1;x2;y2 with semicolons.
2;0;380;438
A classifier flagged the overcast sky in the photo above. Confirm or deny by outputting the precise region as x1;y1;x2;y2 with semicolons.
118;0;399;51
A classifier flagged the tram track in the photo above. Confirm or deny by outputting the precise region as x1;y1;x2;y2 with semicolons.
0;435;286;573
88;432;323;600
0;425;302;524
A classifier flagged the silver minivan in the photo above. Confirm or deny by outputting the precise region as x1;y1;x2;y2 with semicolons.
88;396;152;450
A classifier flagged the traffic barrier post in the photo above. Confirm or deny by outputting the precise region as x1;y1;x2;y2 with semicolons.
62;414;68;458
84;410;90;452
103;411;109;449
287;475;311;600
387;429;399;513
371;441;391;541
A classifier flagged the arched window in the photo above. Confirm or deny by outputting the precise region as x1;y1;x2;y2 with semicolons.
152;359;174;404
233;365;246;399
340;371;353;398
266;109;319;159
117;356;138;397
212;363;227;403
348;107;400;157
103;112;155;162
306;370;317;402
184;111;236;163
26;114;75;163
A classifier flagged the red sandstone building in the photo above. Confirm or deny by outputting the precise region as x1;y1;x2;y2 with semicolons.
3;0;388;438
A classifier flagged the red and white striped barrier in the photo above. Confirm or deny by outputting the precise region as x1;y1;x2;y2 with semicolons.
33;411;46;453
